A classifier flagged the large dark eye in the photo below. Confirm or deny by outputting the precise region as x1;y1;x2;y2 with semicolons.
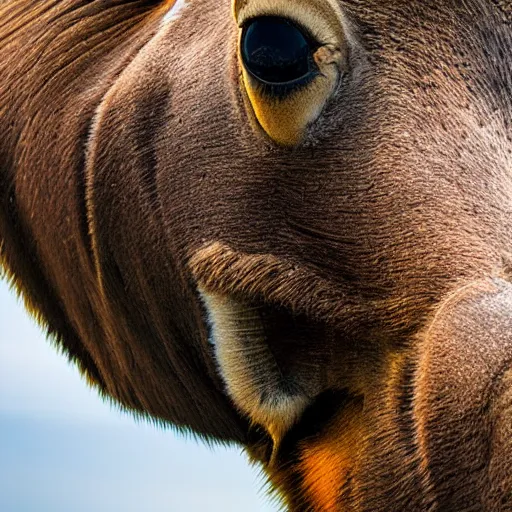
241;17;317;87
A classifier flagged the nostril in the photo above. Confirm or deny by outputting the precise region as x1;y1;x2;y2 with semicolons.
241;17;317;87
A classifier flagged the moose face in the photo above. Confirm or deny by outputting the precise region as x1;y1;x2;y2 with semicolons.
1;0;512;510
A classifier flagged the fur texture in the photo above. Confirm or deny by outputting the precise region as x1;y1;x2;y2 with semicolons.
1;1;512;510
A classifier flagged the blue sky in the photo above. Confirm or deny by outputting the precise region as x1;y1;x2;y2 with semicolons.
0;278;279;512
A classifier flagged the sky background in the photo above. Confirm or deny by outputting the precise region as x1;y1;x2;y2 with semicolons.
0;278;279;512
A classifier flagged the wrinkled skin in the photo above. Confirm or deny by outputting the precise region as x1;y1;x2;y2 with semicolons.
1;1;512;510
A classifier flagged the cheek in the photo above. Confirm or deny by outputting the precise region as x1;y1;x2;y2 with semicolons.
298;399;364;510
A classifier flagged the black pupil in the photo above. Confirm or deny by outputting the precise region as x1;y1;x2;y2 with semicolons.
241;17;314;85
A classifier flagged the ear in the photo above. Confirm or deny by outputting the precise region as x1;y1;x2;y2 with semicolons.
414;277;512;509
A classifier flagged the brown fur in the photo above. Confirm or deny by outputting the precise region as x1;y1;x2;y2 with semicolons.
1;1;512;510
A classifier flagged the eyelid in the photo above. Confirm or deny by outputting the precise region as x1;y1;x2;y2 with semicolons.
233;0;348;54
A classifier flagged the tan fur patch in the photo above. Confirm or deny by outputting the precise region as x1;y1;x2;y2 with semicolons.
199;289;314;450
242;69;339;146
299;400;363;511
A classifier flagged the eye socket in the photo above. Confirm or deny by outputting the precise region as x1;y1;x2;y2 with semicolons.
241;17;318;89
236;2;347;146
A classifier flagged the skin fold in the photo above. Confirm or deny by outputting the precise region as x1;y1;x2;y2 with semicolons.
1;1;511;510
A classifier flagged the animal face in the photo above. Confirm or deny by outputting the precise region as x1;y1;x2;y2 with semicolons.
1;1;512;510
